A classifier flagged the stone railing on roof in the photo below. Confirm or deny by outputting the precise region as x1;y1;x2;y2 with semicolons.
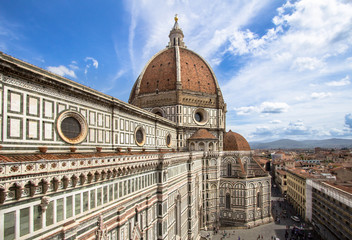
0;154;161;178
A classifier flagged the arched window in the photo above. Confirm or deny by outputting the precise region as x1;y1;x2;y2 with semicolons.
209;142;214;151
175;195;181;236
190;142;195;151
257;192;261;208
199;142;205;151
227;163;232;176
226;193;231;209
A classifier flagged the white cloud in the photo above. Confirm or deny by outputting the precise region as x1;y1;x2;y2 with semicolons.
84;57;99;75
124;0;272;75
235;102;289;115
69;60;79;70
47;65;76;78
85;57;98;69
270;120;282;124
252;126;276;137
284;120;310;135
292;57;325;71
235;106;257;115
124;0;352;141
326;75;350;86
261;102;289;113
311;92;332;99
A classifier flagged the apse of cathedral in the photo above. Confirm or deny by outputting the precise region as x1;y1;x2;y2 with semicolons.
0;16;271;240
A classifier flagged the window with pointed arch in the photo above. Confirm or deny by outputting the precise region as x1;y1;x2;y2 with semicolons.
174;196;181;236
227;162;232;176
257;192;262;208
225;193;231;209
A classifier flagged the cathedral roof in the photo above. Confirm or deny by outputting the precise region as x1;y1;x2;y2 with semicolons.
223;130;251;151
188;129;218;140
132;48;218;96
128;16;223;107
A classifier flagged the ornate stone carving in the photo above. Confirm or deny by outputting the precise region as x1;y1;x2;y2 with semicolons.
40;196;51;213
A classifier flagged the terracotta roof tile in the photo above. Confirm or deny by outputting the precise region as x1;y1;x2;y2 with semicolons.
223;130;250;151
139;48;177;94
131;47;218;102
188;129;217;140
179;49;216;94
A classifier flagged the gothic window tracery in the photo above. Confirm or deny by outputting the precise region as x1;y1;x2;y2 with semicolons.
227;163;232;176
225;193;231;209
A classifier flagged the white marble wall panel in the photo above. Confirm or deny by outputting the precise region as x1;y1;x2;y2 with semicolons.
1;73;177;151
9;117;21;138
28;96;39;116
27;120;38;139
43;122;53;140
9;91;22;113
43;100;54;119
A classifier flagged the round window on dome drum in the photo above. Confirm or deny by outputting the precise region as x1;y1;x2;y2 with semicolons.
195;113;203;122
134;126;146;146
56;111;88;144
193;108;208;125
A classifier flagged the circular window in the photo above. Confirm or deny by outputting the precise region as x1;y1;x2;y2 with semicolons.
57;111;88;144
151;107;164;117
193;108;208;125
195;113;203;122
166;133;172;147
134;126;146;146
61;117;81;139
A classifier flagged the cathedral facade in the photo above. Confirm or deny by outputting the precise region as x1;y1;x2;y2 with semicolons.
0;17;271;240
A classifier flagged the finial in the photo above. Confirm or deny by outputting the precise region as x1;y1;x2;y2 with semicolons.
174;14;178;22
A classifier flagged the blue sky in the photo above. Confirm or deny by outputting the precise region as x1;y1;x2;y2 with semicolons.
1;0;352;142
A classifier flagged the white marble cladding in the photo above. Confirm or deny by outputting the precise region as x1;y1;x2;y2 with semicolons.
0;150;204;240
0;73;176;152
146;105;224;128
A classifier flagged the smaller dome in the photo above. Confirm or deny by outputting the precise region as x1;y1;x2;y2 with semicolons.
223;130;250;151
189;129;218;140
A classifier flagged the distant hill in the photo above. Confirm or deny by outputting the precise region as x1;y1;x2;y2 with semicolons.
249;138;352;149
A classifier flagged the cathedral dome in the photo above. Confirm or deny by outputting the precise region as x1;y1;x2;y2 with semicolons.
223;130;251;151
129;16;224;109
131;47;218;96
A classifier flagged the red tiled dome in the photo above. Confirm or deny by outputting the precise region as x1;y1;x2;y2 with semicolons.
128;18;225;111
129;47;218;102
223;130;251;151
138;48;177;94
189;129;217;140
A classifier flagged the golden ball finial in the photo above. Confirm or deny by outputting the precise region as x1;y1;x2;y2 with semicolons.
174;14;178;22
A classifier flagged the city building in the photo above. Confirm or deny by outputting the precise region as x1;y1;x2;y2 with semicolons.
275;170;287;195
271;151;286;163
306;180;352;240
0;17;271;240
286;169;312;220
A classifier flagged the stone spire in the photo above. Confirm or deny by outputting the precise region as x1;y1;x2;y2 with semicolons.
168;14;186;48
